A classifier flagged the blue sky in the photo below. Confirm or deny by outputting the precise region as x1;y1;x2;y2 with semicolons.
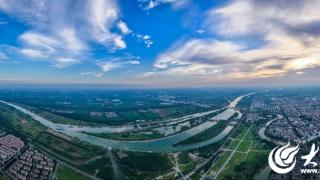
0;0;320;87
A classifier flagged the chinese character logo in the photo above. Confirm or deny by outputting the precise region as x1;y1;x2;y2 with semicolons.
268;142;300;174
301;143;319;167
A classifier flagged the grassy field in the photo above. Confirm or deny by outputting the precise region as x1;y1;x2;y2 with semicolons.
238;141;252;152
210;151;232;173
116;151;173;179
175;121;228;145
178;152;192;164
227;139;240;150
0;103;47;138
217;153;246;180
242;127;257;141
84;131;163;141
75;156;115;180
178;152;198;174
211;124;270;180
55;164;88;180
34;132;104;163
0;102;114;179
180;161;198;174
11;102;84;125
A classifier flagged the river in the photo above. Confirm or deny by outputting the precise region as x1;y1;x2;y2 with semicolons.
0;93;252;152
257;115;286;146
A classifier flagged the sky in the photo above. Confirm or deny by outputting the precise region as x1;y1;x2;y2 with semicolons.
0;0;319;87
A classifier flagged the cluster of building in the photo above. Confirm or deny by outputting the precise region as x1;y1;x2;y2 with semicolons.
0;134;25;165
94;98;122;106
266;96;320;144
244;98;278;123
245;112;265;123
267;118;299;142
250;97;281;114
6;146;55;180
159;94;210;108
250;98;268;111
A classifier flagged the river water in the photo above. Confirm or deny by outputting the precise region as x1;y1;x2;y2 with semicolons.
0;93;252;152
257;115;285;146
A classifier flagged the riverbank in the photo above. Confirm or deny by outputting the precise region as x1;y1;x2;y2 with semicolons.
0;93;253;152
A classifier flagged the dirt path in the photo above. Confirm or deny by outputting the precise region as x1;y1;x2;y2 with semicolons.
213;125;253;178
108;150;127;180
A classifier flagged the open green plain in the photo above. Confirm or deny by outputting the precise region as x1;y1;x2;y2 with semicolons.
210;125;270;180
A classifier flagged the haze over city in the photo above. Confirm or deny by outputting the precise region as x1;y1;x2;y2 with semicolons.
0;0;319;87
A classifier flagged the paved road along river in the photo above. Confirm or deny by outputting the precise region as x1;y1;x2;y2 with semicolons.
0;93;253;152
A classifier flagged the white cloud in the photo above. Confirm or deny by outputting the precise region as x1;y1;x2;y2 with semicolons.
97;61;123;72
80;71;92;76
117;21;131;35
18;30;85;66
58;28;87;52
209;0;320;36
0;51;8;60
0;0;47;26
83;0;123;48
80;71;104;77
152;0;320;81
130;60;140;65
196;29;205;34
96;56;141;73
139;0;189;10
142;35;151;40
19;32;59;53
155;39;242;68
55;57;78;64
113;36;126;49
154;33;320;80
140;72;155;77
0;0;131;66
54;57;79;68
137;34;154;48
20;48;47;58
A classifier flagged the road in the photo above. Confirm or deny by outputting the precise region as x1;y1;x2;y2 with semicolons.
108;150;127;180
211;125;253;179
173;153;183;177
35;144;99;180
179;156;212;180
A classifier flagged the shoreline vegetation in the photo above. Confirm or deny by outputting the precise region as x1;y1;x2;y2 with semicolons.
174;113;238;146
83;131;164;141
81;108;228;142
174;121;229;146
0;103;115;180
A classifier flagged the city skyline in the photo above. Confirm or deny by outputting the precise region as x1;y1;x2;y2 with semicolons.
0;0;320;87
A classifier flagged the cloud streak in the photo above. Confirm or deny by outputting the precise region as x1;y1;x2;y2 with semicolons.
138;0;189;10
152;0;320;82
96;56;141;73
0;0;130;67
0;51;8;60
